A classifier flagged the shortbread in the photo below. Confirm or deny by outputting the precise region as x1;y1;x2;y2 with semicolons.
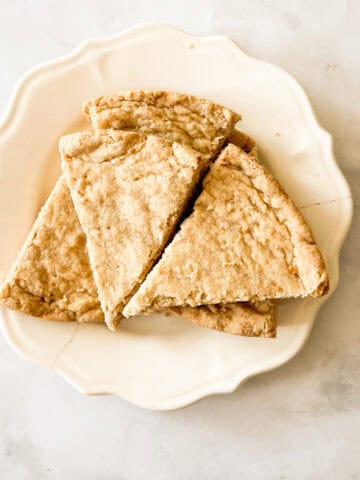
82;90;241;156
61;130;208;330
171;301;276;338
124;144;329;316
0;177;103;322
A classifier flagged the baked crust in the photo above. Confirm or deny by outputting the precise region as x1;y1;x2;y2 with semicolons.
61;129;208;330
124;144;329;316
81;90;240;156
171;301;276;338
0;177;103;322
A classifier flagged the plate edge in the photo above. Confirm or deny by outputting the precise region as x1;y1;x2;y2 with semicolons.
0;23;354;410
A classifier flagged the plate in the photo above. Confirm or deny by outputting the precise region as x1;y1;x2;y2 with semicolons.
0;24;352;410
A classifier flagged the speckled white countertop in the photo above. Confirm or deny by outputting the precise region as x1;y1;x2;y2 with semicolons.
0;1;359;479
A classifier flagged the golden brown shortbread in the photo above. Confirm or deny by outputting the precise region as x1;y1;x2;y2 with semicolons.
166;138;275;338
82;91;275;336
124;144;329;317
61;130;208;330
1;90;275;337
0;177;103;322
0;131;274;334
171;301;276;338
82;90;241;156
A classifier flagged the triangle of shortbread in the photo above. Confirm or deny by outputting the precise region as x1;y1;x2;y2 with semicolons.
124;144;329;317
82;90;241;156
61;129;209;330
0;177;103;322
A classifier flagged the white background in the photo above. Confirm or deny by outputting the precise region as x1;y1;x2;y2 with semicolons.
0;1;359;479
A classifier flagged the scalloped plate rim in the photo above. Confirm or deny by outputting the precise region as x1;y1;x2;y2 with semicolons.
0;23;353;410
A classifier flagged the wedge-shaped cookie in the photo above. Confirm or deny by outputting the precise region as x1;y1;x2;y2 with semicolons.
0;177;103;322
171;301;276;338
167;140;276;338
82;90;241;156
124;144;329;317
61;129;209;330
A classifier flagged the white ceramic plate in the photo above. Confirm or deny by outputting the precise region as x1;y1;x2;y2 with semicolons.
0;24;352;410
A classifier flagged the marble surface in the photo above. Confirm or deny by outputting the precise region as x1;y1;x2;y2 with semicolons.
0;1;359;479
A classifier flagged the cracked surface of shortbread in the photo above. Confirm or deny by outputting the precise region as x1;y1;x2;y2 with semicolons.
0;177;103;322
82;90;241;157
124;144;329;317
61;129;208;330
